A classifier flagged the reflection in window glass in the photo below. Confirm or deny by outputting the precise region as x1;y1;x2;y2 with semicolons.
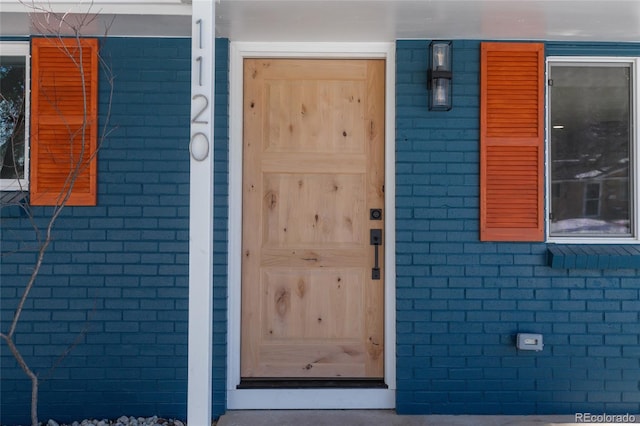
0;53;27;187
584;183;601;217
549;63;632;237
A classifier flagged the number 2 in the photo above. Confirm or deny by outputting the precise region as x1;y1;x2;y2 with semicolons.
192;94;209;124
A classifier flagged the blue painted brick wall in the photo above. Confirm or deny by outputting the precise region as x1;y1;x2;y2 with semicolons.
5;34;640;422
0;37;229;425
212;37;229;420
396;40;640;415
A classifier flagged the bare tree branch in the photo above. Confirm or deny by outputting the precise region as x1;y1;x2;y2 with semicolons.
2;2;115;425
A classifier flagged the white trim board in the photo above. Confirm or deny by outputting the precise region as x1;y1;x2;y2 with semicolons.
188;2;215;425
227;41;396;410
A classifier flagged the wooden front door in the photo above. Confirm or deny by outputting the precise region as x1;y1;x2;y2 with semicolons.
241;58;385;381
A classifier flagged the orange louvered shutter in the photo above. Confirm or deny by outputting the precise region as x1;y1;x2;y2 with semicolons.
480;42;544;242
30;37;98;206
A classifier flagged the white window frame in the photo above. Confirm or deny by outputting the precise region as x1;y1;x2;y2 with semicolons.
546;56;640;244
0;41;29;191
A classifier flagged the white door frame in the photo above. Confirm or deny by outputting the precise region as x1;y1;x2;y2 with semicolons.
227;41;396;409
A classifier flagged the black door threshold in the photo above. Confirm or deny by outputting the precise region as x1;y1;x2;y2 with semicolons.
238;378;388;389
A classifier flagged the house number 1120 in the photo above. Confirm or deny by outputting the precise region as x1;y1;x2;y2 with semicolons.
190;18;210;161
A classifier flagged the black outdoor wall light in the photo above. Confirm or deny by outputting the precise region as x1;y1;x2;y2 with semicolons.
428;40;453;111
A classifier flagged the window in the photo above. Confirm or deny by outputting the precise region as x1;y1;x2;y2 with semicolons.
0;38;98;205
548;59;635;240
481;44;640;245
584;182;602;217
0;42;29;191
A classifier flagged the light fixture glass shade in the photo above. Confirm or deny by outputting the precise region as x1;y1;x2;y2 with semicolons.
432;43;451;71
432;78;450;109
428;40;453;111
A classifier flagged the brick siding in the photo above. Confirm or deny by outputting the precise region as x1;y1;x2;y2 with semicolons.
3;34;640;423
395;40;640;415
0;37;229;425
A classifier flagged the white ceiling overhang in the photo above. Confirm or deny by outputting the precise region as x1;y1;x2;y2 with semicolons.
0;1;192;37
216;0;640;43
1;0;640;42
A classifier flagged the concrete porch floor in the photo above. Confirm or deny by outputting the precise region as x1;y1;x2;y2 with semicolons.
216;411;589;426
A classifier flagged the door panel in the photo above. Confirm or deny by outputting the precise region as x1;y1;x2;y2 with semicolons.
241;58;385;379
